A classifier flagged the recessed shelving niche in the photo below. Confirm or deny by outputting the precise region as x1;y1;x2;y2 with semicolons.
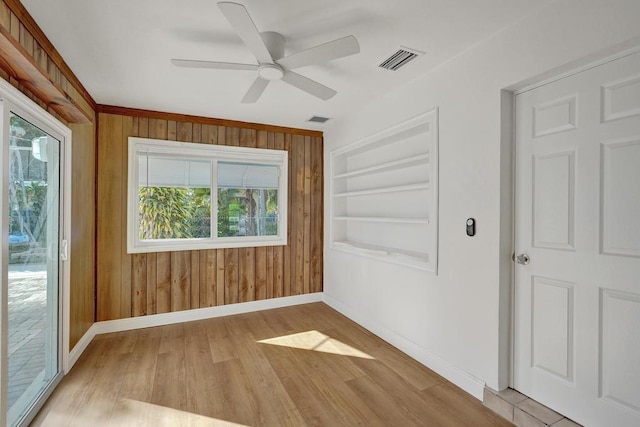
330;109;439;272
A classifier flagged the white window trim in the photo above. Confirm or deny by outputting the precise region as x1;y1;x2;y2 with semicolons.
127;137;288;253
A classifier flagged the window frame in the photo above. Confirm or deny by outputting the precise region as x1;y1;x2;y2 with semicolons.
127;137;288;253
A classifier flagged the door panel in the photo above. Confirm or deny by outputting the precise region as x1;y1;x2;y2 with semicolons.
514;51;640;427
4;110;63;427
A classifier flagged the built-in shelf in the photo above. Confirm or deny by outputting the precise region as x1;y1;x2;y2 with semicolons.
332;240;430;270
334;216;429;224
330;109;439;273
333;182;429;198
333;153;430;179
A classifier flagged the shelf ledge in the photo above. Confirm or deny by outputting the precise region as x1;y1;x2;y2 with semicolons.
333;182;429;197
334;153;430;179
332;240;432;271
333;216;429;224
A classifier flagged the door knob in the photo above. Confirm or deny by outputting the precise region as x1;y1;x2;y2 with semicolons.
515;253;530;265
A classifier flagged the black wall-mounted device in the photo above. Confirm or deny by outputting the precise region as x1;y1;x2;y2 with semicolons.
466;218;476;236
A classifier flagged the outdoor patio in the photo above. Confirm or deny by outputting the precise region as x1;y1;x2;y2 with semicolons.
7;265;47;408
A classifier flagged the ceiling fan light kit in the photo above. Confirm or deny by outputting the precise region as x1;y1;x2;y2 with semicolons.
171;1;360;103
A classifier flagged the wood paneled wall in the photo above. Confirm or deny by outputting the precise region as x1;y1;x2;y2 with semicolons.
97;111;323;321
0;0;97;350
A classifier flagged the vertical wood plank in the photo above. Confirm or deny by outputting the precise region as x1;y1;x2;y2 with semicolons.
168;120;177;140
255;247;267;301
227;127;239;146
0;3;10;30
275;133;286;298
97;114;123;321
19;24;33;57
132;254;147;317
9;12;19;40
256;130;267;149
171;251;191;312
192;123;202;143
239;247;255;302
156;254;171;314
217;250;226;305
191;251;200;309
224;248;239;305
292;135;306;296
303;136;312;294
203;124;218;144
120;116;134;318
200;250;217;307
177;121;193;142
146;253;157;315
283;133;292;297
310;136;324;293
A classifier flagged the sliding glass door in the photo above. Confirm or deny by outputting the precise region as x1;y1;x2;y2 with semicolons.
1;100;65;426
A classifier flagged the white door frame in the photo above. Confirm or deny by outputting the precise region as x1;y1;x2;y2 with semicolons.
0;77;72;426
506;44;640;391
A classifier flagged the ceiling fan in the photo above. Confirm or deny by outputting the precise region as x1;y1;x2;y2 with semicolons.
171;2;360;103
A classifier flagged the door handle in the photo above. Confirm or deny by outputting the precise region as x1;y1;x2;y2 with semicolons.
515;253;530;265
60;239;68;261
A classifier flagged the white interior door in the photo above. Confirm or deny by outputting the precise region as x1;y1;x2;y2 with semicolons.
514;51;640;427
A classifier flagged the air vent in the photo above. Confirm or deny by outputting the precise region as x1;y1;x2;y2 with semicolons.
379;46;423;71
307;115;331;124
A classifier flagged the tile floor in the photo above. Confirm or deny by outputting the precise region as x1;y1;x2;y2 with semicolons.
484;387;582;427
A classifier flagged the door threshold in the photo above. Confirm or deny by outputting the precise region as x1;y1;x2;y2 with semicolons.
483;387;582;426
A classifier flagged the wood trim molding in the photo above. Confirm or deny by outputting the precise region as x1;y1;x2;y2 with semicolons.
3;0;97;111
97;104;324;138
0;25;91;123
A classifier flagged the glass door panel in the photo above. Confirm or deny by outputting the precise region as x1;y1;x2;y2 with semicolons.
6;112;60;426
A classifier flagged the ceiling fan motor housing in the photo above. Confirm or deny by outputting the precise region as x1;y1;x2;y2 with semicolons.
258;63;284;80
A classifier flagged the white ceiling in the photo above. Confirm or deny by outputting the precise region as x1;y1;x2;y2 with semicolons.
22;0;549;131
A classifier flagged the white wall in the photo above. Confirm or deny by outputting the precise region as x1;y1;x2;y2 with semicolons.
323;0;640;397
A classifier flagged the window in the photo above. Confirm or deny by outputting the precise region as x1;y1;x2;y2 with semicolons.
127;137;287;253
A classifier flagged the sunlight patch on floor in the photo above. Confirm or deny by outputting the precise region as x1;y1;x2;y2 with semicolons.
258;330;375;359
38;399;248;427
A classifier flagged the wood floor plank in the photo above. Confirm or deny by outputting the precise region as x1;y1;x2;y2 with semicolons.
422;382;514;427
34;303;506;426
151;324;186;410
203;316;238;363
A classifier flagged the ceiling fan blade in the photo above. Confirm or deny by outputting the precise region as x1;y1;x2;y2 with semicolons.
282;71;336;101
277;35;360;70
241;77;269;103
218;2;273;64
171;59;258;71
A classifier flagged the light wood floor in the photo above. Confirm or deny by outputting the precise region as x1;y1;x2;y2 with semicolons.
32;303;512;426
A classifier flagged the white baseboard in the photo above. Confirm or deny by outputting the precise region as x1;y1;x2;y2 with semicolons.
94;293;323;335
65;322;99;373
65;293;323;372
322;293;486;400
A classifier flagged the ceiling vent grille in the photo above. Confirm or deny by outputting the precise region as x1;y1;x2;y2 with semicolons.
379;47;423;71
307;115;330;123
